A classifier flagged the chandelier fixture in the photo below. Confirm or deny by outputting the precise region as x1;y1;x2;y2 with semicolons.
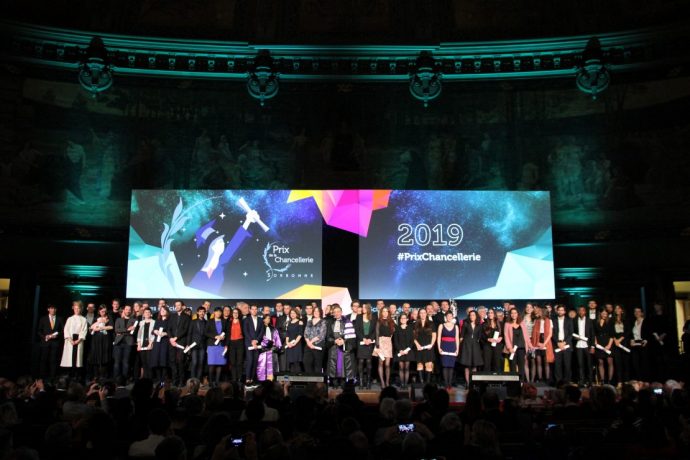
409;51;442;107
77;37;113;97
247;50;279;106
576;37;610;100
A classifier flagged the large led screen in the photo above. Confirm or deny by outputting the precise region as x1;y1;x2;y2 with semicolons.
127;190;322;299
359;190;554;300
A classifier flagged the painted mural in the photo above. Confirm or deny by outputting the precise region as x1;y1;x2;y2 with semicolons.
1;73;689;231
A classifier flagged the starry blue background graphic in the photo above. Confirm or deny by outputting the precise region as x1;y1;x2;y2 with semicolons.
359;190;553;300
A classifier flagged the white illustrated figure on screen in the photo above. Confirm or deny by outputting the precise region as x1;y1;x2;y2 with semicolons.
189;197;269;294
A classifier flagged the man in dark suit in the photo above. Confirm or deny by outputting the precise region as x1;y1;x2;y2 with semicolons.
276;303;290;372
552;304;574;383
243;304;265;384
574;306;595;385
189;306;207;380
170;300;192;386
37;304;64;380
113;304;137;381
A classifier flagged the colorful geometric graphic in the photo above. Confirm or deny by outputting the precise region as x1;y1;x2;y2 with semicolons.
287;189;391;237
277;284;354;315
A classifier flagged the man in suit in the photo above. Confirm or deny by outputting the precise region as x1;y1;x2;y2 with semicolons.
276;303;290;372
189;305;207;380
37;304;64;380
169;300;192;386
243;304;265;384
113;304;136;381
552;304;574;383
574;306;595;385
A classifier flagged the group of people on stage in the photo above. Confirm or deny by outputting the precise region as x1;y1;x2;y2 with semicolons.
37;297;673;389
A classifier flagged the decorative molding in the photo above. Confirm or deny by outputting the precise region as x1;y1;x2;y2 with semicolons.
3;21;690;84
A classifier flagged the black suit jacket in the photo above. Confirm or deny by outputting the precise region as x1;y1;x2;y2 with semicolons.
190;318;207;345
551;316;574;347
173;313;192;346
205;319;228;348
242;316;265;348
37;315;64;345
354;316;377;343
573;317;595;347
275;314;289;343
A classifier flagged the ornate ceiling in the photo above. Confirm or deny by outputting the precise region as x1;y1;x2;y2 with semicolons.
4;0;690;43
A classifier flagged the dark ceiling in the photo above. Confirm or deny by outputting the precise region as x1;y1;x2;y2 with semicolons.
5;0;690;43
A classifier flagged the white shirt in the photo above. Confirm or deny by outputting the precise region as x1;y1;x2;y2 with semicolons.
588;309;597;320
264;326;272;340
252;316;258;330
539;320;545;334
576;317;587;348
557;317;565;341
633;319;643;341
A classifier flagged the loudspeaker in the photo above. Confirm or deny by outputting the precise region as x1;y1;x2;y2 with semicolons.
470;372;521;399
275;373;325;386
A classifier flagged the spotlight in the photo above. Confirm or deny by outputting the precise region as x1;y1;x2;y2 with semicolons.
247;50;279;106
409;51;442;108
576;37;610;100
78;37;113;97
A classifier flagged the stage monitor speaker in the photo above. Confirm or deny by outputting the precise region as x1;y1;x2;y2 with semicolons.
275;373;325;386
470;372;521;399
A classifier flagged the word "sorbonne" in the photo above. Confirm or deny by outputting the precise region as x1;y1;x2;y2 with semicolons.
397;252;481;262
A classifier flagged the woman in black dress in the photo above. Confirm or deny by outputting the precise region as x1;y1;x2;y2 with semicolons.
355;304;376;389
413;308;437;384
150;306;172;384
394;313;415;389
460;310;484;385
611;304;630;384
285;309;303;373
89;304;113;379
594;309;615;384
481;308;504;373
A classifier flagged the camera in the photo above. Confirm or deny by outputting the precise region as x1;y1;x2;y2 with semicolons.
653;388;663;395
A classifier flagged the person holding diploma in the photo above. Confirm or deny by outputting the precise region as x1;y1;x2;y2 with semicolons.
630;306;650;381
460;310;483;386
89;305;114;379
243;305;265;385
374;307;395;388
530;306;554;384
61;301;88;379
136;307;156;379
438;311;460;390
574;306;595;386
113;304;136;382
150;306;172;384
611;305;631;384
303;306;327;375
205;307;228;386
285;309;304;374
394;313;415;389
552;304;574;383
594;309;615;384
481;308;503;374
188;306;207;380
504;308;532;382
226;308;244;382
414;308;437;385
355;303;376;389
37;304;63;381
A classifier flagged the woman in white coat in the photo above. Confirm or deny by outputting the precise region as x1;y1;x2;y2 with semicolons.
61;301;88;378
